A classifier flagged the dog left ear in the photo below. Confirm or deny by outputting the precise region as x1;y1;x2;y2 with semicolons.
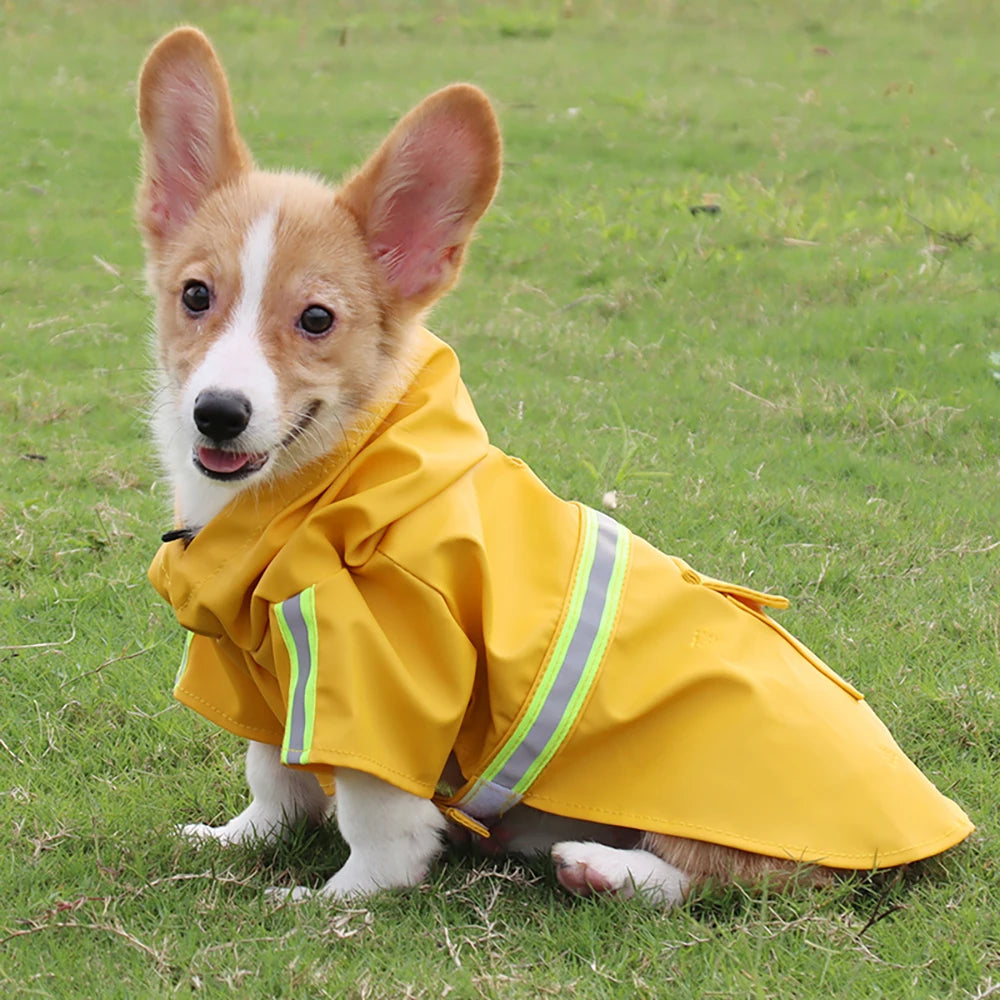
338;84;502;313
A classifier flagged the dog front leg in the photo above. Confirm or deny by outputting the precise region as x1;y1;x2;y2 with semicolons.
180;740;330;846
276;768;447;901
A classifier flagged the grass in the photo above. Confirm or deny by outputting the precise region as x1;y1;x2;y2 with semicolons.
1;0;998;996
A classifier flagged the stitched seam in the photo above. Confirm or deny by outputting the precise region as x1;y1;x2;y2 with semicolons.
174;683;282;738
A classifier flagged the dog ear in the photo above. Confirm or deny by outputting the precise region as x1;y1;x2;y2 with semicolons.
136;27;252;250
338;85;502;313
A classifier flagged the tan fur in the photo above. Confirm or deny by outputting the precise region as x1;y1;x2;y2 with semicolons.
641;832;835;891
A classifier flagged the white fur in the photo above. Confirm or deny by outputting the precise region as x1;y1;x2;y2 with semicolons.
157;209;281;529
152;369;231;529
179;740;330;845
182;210;281;452
551;842;691;906
272;769;449;901
180;746;449;902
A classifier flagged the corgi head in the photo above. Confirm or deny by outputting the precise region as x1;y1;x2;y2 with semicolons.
136;27;501;527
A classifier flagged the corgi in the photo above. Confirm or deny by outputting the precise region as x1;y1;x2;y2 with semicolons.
136;27;972;905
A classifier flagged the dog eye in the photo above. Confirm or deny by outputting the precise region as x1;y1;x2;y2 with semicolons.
182;280;211;314
298;305;335;337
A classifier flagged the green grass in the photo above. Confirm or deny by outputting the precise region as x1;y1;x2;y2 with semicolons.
2;0;998;996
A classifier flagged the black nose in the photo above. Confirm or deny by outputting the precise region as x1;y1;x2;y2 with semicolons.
193;390;252;441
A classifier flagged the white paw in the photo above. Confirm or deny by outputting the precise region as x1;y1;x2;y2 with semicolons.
177;817;270;847
265;875;377;903
177;822;233;844
551;841;690;907
265;885;315;904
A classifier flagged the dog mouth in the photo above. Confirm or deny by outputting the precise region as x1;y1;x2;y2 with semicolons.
194;448;269;481
191;401;322;482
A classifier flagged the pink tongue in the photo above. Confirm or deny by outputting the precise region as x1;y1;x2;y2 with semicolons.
198;448;258;474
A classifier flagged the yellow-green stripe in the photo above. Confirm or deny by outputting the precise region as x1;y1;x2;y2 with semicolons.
276;587;320;766
456;508;630;822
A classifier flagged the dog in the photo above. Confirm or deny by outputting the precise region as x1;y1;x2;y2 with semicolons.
136;27;972;904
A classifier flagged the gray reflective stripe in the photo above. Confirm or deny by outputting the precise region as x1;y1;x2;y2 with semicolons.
459;779;521;821
275;588;318;766
458;508;629;822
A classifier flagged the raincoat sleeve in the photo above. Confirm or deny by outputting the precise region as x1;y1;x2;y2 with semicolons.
267;551;480;799
174;632;286;745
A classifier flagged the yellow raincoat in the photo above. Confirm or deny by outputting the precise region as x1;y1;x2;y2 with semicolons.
150;328;973;869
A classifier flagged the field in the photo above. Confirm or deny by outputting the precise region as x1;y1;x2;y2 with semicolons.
1;1;999;996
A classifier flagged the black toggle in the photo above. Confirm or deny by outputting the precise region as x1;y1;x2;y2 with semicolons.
161;527;196;544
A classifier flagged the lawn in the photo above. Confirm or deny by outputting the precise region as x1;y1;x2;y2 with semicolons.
1;1;998;997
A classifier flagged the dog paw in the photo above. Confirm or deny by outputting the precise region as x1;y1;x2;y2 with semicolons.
265;885;315;904
177;822;228;844
551;842;689;906
552;842;622;896
176;811;280;847
265;879;371;903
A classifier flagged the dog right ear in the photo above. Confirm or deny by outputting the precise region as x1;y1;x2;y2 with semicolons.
136;27;251;250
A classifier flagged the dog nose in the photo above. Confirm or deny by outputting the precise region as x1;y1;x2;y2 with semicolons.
193;390;252;441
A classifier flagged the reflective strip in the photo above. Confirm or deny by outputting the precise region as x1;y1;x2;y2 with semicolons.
173;631;195;692
457;508;631;822
274;587;319;766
